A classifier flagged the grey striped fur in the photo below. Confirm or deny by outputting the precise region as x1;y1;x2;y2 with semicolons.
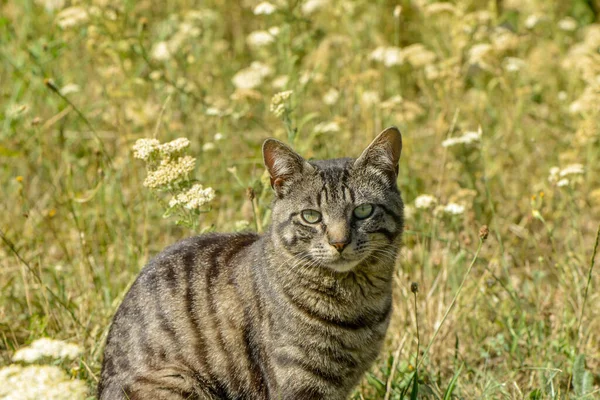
98;127;404;399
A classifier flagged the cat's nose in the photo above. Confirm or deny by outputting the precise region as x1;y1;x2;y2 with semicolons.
329;240;349;253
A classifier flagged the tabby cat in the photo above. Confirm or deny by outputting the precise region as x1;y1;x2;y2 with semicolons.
98;127;404;400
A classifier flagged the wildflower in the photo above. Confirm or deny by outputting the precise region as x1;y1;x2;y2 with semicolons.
525;14;542;29
442;130;482;148
558;17;577;32
479;225;489;241
132;138;160;160
232;62;273;90
143;156;196;188
0;365;87;400
393;5;402;18
214;132;224;141
13;338;82;363
247;30;276;48
313;121;341;133
234;220;251;232
557;178;569;187
268;26;280;36
503;57;526;72
491;28;519;52
272;75;289;89
444;203;465;215
202;142;216;152
301;0;329;15
60;84;80;95
168;184;215;210
56;6;88;29
151;41;171;61
158;138;190;156
270;90;293;117
414;194;437;209
323;88;340;105
559;164;584;177
253;1;276;15
369;46;404;67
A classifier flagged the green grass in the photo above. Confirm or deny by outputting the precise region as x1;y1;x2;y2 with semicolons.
1;0;599;398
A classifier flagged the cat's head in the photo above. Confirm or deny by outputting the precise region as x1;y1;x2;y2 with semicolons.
263;127;403;273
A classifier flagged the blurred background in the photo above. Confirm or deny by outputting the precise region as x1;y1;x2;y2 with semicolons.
1;0;599;398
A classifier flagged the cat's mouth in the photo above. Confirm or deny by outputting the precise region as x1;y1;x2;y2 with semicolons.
326;258;362;273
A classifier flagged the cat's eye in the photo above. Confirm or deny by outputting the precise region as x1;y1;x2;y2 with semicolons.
353;204;374;219
301;209;322;224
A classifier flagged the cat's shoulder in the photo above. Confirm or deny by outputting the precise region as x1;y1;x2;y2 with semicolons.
147;232;261;270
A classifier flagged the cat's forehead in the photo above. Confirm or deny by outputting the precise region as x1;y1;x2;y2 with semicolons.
295;157;388;205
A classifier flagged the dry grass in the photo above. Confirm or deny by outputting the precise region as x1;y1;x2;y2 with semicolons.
1;0;599;398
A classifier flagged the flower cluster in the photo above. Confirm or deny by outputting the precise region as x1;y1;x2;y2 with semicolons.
133;137;215;229
414;194;438;209
12;338;82;363
143;156;196;188
168;184;216;210
548;164;585;187
442;130;482;148
0;365;87;400
270;90;293;118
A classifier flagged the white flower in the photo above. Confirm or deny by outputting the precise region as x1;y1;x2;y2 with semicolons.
559;164;584;177
214;132;224;141
314;121;341;133
232;62;273;89
557;178;570;187
0;365;87;400
393;5;402;18
254;1;277;15
268;26;281;36
442;130;482;148
558;17;577;32
13;338;82;363
323;88;340;105
56;6;88;29
60;83;80;95
202;142;216;151
444;203;465;215
169;184;215;210
525;14;541;29
369;46;404;67
503;57;526;72
158;138;190;155
143;156;196;188
301;0;329;15
272;75;289;89
234;220;251;231
270;90;293;117
151;41;171;61
414;194;438;209
247;30;276;47
132;138;160;160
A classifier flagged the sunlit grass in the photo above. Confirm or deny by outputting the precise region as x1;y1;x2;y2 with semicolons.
1;0;599;398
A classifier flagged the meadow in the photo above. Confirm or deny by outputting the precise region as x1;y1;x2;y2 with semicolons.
1;0;599;398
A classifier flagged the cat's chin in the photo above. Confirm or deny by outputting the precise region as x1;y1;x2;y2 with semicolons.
326;259;362;273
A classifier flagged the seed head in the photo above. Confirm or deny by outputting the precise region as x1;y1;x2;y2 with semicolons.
411;282;419;294
479;225;489;241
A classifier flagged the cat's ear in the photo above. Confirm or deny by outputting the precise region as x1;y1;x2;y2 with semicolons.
354;126;402;184
263;139;314;197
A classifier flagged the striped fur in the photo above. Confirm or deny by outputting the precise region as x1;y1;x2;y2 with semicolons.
98;127;404;399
